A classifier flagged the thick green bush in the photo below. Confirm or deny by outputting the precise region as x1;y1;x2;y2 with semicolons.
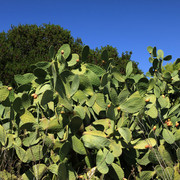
0;44;179;179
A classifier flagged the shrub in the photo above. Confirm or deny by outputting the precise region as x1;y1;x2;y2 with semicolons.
0;44;179;179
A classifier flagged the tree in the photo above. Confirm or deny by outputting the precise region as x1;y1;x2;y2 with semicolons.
0;24;83;85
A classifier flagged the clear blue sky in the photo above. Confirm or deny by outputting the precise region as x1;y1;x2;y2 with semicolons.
0;0;180;73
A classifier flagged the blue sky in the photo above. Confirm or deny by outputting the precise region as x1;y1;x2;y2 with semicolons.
0;0;180;73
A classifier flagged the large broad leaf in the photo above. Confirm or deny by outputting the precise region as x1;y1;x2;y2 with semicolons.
79;75;94;96
120;92;145;113
26;144;43;162
58;161;67;180
109;88;118;106
0;125;7;146
82;131;110;149
96;149;109;174
15;145;28;163
162;129;175;144
103;148;114;165
139;171;156;180
19;110;36;130
86;63;105;77
69;115;83;134
112;72;125;82
146;105;158;118
71;135;86;155
118;127;132;143
70;75;79;97
33;164;47;180
14;73;36;85
126;61;133;77
0;86;9;102
111;163;124;180
157;49;164;59
85;69;100;87
41;90;54;106
68;53;79;67
57;44;71;61
109;141;122;157
133;138;156;149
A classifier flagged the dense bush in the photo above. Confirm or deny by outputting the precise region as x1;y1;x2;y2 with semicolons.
0;44;179;179
0;24;142;86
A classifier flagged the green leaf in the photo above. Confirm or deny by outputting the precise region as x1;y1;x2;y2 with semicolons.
126;61;133;77
48;164;58;175
26;144;43;162
82;131;110;149
57;44;71;60
96;149;109;174
59;141;71;161
0;125;7;146
69;115;83;134
68;53;79;66
86;63;105;77
176;148;180;161
111;163;124;180
0;86;9;102
112;72;125;82
15;145;28;163
101;73;108;87
164;55;172;61
19;110;36;130
103;148;114;165
85;69;100;87
58;161;67;180
162;129;175;144
33;164;47;180
14;73;36;85
120;92;145;113
71;135;86;155
157;49;164;59
109;141;122;157
146;105;158;118
33;68;47;79
147;46;153;54
70;75;79;96
22;132;40;147
118;127;132;143
139;171;155;180
109;88;118;106
41;90;53;106
133;138;156;149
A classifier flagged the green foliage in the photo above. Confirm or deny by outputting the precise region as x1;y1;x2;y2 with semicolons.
0;43;180;179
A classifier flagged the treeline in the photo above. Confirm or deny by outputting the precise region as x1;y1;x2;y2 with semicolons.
0;24;142;85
